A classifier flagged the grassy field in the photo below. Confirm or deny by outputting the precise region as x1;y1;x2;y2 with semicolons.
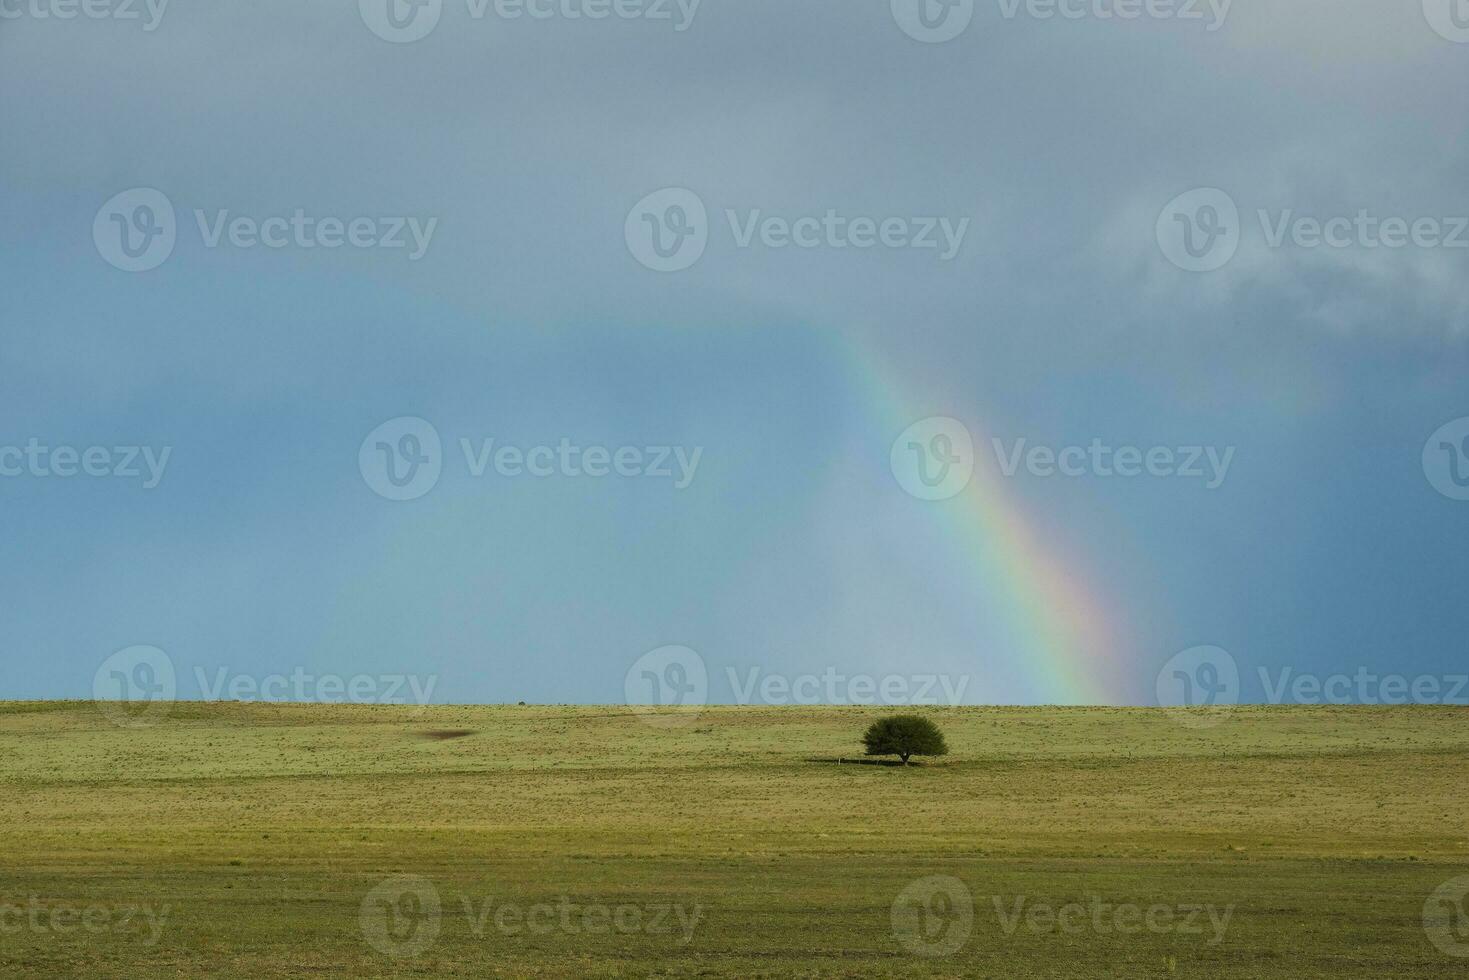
1;702;1467;977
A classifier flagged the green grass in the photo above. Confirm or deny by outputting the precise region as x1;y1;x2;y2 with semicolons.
2;702;1467;977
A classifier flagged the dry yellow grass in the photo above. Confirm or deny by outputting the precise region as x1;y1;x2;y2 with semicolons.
1;702;1466;976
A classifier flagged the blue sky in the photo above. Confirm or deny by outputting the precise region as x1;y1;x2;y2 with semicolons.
2;0;1467;707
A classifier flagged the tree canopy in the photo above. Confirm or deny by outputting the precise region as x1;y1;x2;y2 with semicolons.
861;715;949;764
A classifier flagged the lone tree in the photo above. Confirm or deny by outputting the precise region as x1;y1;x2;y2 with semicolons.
861;715;949;765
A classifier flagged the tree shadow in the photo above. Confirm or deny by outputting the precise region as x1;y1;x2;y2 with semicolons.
801;756;928;767
419;729;478;741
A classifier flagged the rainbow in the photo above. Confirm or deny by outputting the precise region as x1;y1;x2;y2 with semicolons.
844;337;1126;705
